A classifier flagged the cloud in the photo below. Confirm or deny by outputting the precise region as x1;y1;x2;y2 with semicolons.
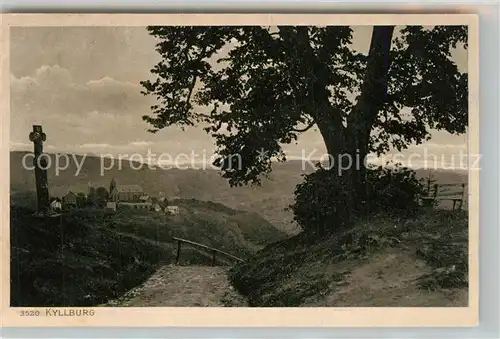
86;76;138;90
10;27;159;85
11;65;151;118
129;141;154;146
80;143;112;149
35;65;73;87
10;141;32;150
10;64;158;148
415;143;467;150
403;143;468;160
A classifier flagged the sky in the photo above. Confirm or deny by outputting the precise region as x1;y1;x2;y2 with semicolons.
9;26;469;170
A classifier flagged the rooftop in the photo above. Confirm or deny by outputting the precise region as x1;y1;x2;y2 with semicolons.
117;185;144;193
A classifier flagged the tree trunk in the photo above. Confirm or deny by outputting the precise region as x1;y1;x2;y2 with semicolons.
346;26;395;212
315;26;395;221
297;26;395;230
314;105;355;225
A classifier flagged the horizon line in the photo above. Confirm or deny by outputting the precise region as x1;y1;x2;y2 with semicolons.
10;148;469;172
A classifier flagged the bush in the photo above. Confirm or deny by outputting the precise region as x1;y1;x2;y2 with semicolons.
288;165;351;234
365;163;425;214
289;163;425;233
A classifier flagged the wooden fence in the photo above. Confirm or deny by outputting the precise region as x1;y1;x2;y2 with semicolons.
172;236;245;266
421;183;467;211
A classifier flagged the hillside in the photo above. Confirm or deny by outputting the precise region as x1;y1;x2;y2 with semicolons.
10;199;285;307
10;151;469;235
229;210;468;307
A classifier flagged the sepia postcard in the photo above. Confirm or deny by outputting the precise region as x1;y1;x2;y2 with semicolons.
1;13;479;327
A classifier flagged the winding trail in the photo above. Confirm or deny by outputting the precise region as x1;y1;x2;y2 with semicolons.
106;265;248;307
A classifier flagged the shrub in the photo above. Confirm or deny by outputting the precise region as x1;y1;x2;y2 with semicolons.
289;163;425;233
288;165;350;234
365;163;425;214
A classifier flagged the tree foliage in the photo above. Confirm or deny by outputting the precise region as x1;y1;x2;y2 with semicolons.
141;25;468;187
95;187;109;207
76;193;87;208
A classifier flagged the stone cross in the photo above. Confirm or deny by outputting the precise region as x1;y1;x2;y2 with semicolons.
29;125;50;215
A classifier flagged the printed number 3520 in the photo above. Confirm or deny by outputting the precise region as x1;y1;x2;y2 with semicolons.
20;310;40;316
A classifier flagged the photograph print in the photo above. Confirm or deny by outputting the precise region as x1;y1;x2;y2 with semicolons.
8;21;476;309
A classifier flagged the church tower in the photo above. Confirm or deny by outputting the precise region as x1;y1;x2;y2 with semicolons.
109;178;118;202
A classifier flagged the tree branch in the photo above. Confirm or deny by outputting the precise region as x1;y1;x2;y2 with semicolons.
292;121;315;132
184;46;209;115
348;26;395;149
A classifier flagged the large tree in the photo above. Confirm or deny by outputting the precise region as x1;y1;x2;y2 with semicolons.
140;25;468;215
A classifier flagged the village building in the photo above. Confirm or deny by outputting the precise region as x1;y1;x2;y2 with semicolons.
165;205;180;215
107;179;170;211
62;191;77;208
116;184;144;202
106;201;117;211
138;195;150;202
109;178;117;197
107;181;151;209
120;202;152;209
49;198;62;213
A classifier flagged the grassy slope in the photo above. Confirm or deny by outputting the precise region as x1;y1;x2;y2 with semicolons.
229;209;468;307
10;198;285;307
10;206;168;307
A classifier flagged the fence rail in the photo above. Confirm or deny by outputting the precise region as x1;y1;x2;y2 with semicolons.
421;183;467;211
172;236;245;266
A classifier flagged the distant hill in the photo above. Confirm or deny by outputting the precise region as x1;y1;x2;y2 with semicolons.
10;151;468;234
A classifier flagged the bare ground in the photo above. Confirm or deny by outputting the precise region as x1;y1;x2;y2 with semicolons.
104;264;248;307
302;248;468;307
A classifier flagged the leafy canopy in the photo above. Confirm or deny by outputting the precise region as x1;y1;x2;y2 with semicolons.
141;26;468;186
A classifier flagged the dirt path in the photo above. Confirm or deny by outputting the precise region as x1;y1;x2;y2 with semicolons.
105;264;248;307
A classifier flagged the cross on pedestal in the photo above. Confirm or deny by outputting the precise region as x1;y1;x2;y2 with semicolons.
29;125;50;216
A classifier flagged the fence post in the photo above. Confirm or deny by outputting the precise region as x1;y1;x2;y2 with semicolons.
176;240;181;264
211;250;216;266
427;172;432;195
432;184;439;199
458;183;465;211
